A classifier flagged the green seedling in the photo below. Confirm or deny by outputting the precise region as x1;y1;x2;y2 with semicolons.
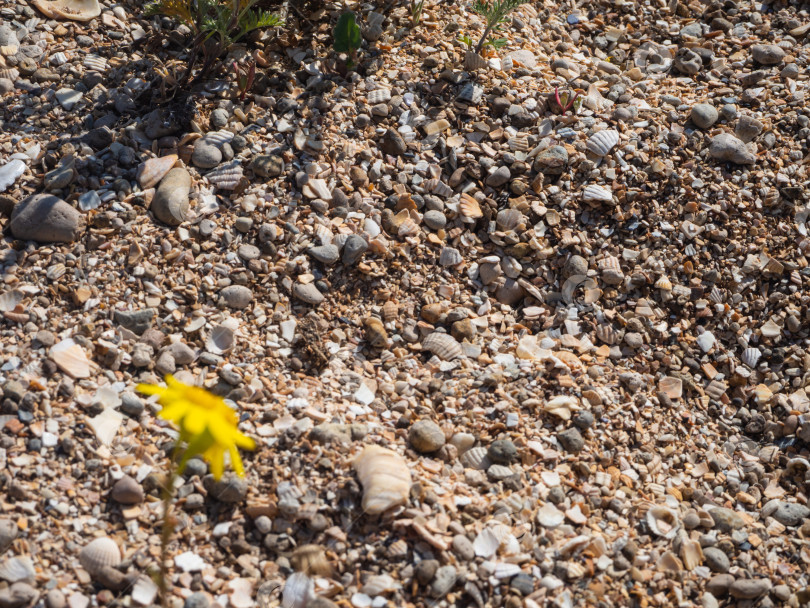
411;0;425;25
550;87;583;114
333;11;362;69
233;60;255;100
470;0;530;54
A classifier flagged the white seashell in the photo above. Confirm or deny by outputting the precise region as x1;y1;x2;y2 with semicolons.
459;446;490;470
137;155;178;189
501;54;513;71
496;208;524;231
0;289;23;312
84;54;107;71
439;247;463;266
131;576;159;606
50;51;68;66
361;574;400;595
508;136;529;152
425;178;453;198
353;446;412;515
0;556;36;583
562;274;597;304
586;130;620;157
207;324;235;354
536;503;565;527
367;88;391;105
50;338;91;378
493;562;522;579
487;464;513;480
646;505;680;539
282;572;313;608
785;458;810;481
206;161;243;190
79;537;121;575
741;347;761;368
542;396;581;421
680;538;703;570
33;0;100;21
422;332;463;360
464;50;488;71
654;276;672;290
473;527;501;558
709;286;724;303
583;184;613;203
0;68;20;81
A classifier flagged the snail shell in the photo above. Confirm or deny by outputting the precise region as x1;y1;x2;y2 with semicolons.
353;445;412;515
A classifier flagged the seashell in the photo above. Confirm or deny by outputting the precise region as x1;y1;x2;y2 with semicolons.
459;194;483;220
586;130;620;157
785;458;810;481
493;562;522;579
654;276;672;290
439;247;463;267
0;289;23;312
83;54;107;71
595;324;621;345
709;286;724;303
131;577;159;606
79;537;121;575
0;520;18;552
314;224;333;245
382;300;398;322
583;184;614;203
464;50;488;71
398;217;420;238
422;332;463;360
47;263;67;281
386;539;409;560
367;87;391;105
473;527;501;558
542;396;581;421
501;54;513;71
646;505;680;539
50;51;68;65
425;178;453;198
0;46;18;57
362;574;400;595
656;551;683;572
496;208;525;231
658;377;682;400
459;446;490;470
545;209;560;226
0;68;20;81
363;317;389;349
291;544;332;577
487;464;514;480
0;556;35;583
508;136;529;152
203;130;235;147
536;503;565;528
562;274;597;304
680;538;703;570
353;445;412;515
206;160;243;190
206;323;235;354
633;41;673;73
282;572;313;608
50;338;91;378
137;155;178;189
33;0;100;21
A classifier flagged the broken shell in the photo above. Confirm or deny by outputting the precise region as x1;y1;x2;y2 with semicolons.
137;155;178;190
206;160;243;190
562;274;598;304
585;130;620;156
422;332;463;360
680;538;703;570
0;289;23;313
496;208;525;231
84;54;107;71
536;503;565;527
493;562;521;579
291;545;332;577
785;458;810;481
282;572;313;608
439;247;463;267
79;537;121;576
50;338;91;378
424;178;453;198
398;217;420;238
459;446;490;470
742;347;762;368
464;50;488;71
582;184;614;203
33;0;101;21
656;551;683;572
646;505;680;539
206;323;236;354
362;574;401;595
0;520;18;552
0;556;36;583
542;396;581;421
459;194;483;220
382;301;398;322
363;317;389;349
353;445;412;515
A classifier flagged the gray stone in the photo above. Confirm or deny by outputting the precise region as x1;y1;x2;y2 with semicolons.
10;194;85;243
709;133;756;165
690;103;719;129
83;126;114;150
451;534;475;561
0;79;13;95
771;501;810;527
703;547;730;572
342;234;368;265
0;582;38;608
120;393;145;417
210;108;229;128
308;244;340;265
152;168;191;225
485;166;511;188
674;47;702;75
414;559;439;585
408;419;445;453
510;573;534;596
0;519;17;552
203;473;248;502
192;139;222;169
55;88;82;111
709;507;746;532
44;590;66;608
534;145;568;174
557;428;584;453
735;115;763;142
751;44;785;65
0;26;16;48
487;439;517;464
220;285;253;309
422;210;447;230
572;410;595;430
380;129;406;156
114;308;156;335
251;154;284;178
131;343;154;367
168;342;195;365
78;190;101;212
430;565;457;598
292;282;324;305
310;423;351;445
237;244;260;261
706;574;734;596
184;592;210;608
111;475;144;504
729;578;772;599
155;351;176;375
44;163;74;191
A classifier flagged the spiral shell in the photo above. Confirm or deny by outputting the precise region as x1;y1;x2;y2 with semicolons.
206;160;243;190
583;184;614;203
353;446;412;515
496;208;525;231
646;506;680;539
79;537;121;575
422;332;463;360
586;130;620;157
439;247;463;267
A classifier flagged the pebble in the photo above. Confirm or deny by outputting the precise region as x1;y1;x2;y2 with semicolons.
734;115;763;142
751;44;785;65
45;590;66;608
293;282;324;305
250;154;284;178
308;244;340;265
415;560;439;585
487;439;517;464
210;108;228;128
430;565;457;598
44;163;75;191
690;103;718;129
709;508;746;532
0;520;17;552
771;502;810;527
219;285;253;309
485;166;511;188
10;194;86;243
451;534;475;561
0;160;25;193
380;129;406;156
110;475;144;504
557;428;584;453
422;210;447;230
151;168;191;226
55;88;82;110
702;547;730;573
408;419;445;453
192;139;222;169
729;578;772;599
342;235;368;266
708;133;756;165
203;473;248;503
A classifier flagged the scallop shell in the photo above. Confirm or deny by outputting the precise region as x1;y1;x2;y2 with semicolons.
709;286;724;303
501;54;514;72
741;347;761;368
586;130;620;157
464;50;488;71
0;289;23;312
422;332;463;360
646;505;680;539
203;130;235;147
50;338;91;378
459;446;490;470
496;208;525;231
79;537;121;575
0;69;20;81
353;445;412;515
206;323;235;354
439;247;463;267
0;556;35;583
654;276;672;290
595;324;621;345
583;184;614;203
137;154;178;189
680;538;703;570
206;161;243;190
386;539;409;560
33;0;100;21
459;194;483;220
50;51;68;66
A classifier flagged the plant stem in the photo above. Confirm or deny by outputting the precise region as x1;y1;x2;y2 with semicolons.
475;23;493;54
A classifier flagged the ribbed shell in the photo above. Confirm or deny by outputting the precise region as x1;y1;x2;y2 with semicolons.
459;446;491;470
382;300;398;322
464;50;488;70
586;130;620;156
654;276;672;290
205;161;243;190
0;556;35;583
424;178;453;198
439;247;463;266
79;537;121;575
508;136;530;152
496;208;525;231
84;54;108;71
459;194;483;219
583;184;613;202
353;446;412;515
367;88;391;104
422;332;463;360
741;347;761;368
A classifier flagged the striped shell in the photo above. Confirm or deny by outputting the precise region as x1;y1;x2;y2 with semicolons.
459;446;491;470
397;217;420;238
203;130;234;147
382;300;398;322
508;136;530;152
50;51;69;66
439;247;463;266
654;276;672;290
353;446;412;515
583;184;613;202
459;194;483;220
79;537;121;575
206;161;243;190
0;68;19;81
83;54;108;71
496;208;525;231
422;332;463;360
386;539;409;559
741;347;761;368
586;130;620;156
367;87;391;104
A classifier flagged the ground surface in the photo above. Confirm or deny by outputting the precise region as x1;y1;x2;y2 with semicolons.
0;0;809;607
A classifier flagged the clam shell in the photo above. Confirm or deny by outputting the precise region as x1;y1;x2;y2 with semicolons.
583;184;614;203
595;324;622;345
367;87;391;105
646;505;680;539
0;520;18;552
137;155;178;189
536;503;565;528
464;50;488;71
656;551;683;572
439;247;463;266
206;160;243;190
586;130;620;156
459;194;483;220
353;445;412;515
459;446;490;470
79;537;121;575
508;135;529;152
50;51;68;66
0;289;23;312
741;347;761;368
50;338;91;379
562;274;597;304
203;130;235;147
33;0;101;21
0;556;35;583
84;54;108;71
422;332;463;360
496;208;525;231
680;538;703;570
206;323;235;354
654;276;672;290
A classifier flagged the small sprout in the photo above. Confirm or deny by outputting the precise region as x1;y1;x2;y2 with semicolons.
551;86;583;114
470;0;530;54
333;11;362;69
411;0;425;25
233;60;256;100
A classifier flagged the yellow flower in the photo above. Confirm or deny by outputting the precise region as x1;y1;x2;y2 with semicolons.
137;375;255;479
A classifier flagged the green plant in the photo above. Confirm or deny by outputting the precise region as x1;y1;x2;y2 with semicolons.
143;0;282;85
333;11;362;69
411;0;425;25
470;0;530;54
549;87;582;114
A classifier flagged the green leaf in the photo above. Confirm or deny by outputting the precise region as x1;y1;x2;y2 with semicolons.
334;11;362;55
